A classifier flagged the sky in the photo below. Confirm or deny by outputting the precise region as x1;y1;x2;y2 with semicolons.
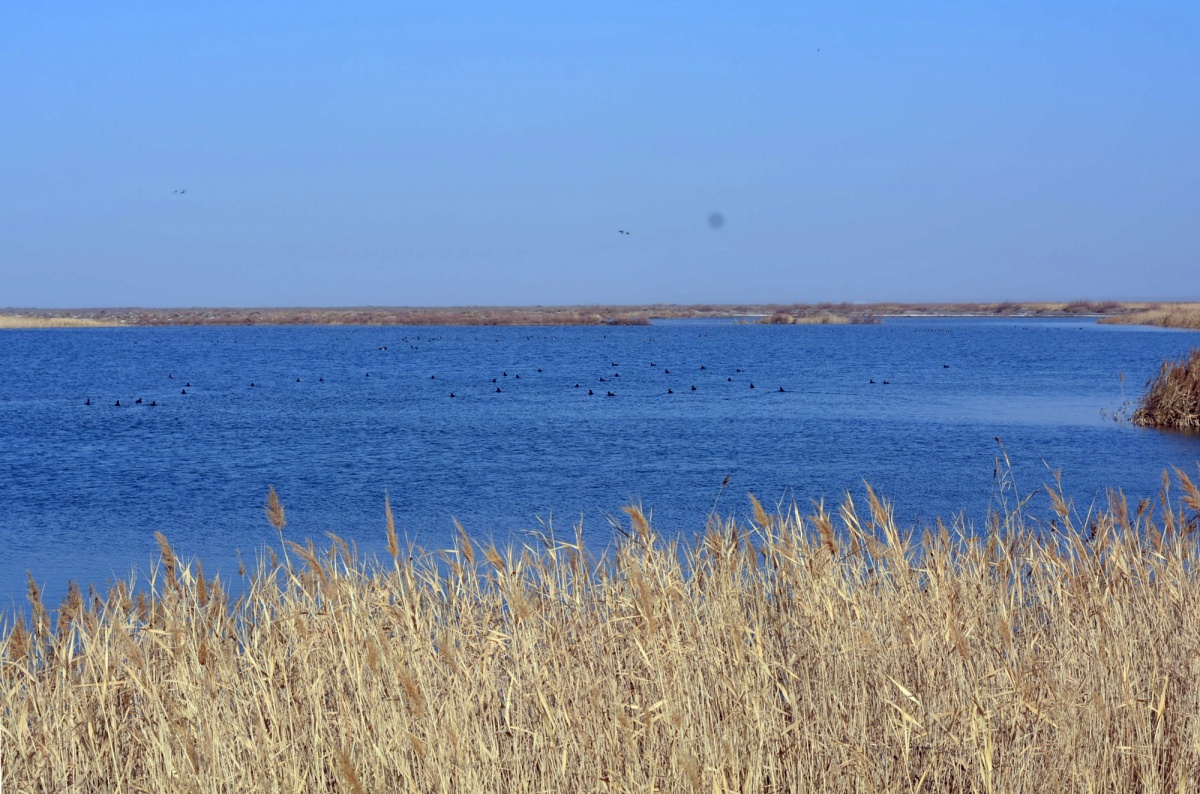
2;2;1197;307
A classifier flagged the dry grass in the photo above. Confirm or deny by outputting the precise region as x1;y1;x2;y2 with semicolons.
6;475;1200;791
1099;304;1200;330
2;301;1169;327
1132;348;1200;430
0;314;118;328
759;310;873;325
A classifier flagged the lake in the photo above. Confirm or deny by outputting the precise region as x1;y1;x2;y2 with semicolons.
2;317;1198;611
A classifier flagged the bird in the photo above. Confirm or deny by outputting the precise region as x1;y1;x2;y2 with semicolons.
185;382;191;387
450;392;455;398
496;387;502;393
700;365;706;370
664;369;670;374
181;389;187;394
493;378;498;383
883;380;890;385
869;379;875;384
168;374;174;379
319;377;324;383
943;364;950;368
296;378;301;382
668;389;674;394
135;398;143;404
728;377;733;382
691;385;697;391
85;398;91;406
778;387;785;393
606;391;615;397
114;400;121;407
537;368;542;372
750;383;755;389
149;401;157;407
617;230;630;235
431;375;436;380
588;389;594;395
599;377;606;382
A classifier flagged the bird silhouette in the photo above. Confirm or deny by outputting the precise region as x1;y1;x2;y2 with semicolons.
135;398;143;404
606;391;615;397
496;387;502;393
691;385;696;391
668;389;674;394
114;400;121;407
588;389;594;395
85;398;91;406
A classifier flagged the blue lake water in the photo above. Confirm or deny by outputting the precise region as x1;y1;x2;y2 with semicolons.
2;317;1199;610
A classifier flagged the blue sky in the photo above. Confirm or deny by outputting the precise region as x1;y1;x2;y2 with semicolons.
2;2;1197;307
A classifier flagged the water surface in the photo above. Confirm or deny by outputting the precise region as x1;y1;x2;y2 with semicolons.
2;318;1198;609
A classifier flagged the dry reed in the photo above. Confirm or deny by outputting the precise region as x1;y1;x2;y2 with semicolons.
1099;305;1200;330
1132;348;1200;430
0;314;118;328
5;475;1200;791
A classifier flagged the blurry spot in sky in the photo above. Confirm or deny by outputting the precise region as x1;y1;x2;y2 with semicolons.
707;212;725;230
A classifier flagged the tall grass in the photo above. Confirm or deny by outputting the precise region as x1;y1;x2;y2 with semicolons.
0;314;117;328
5;475;1200;791
1099;304;1200;330
1133;348;1200;430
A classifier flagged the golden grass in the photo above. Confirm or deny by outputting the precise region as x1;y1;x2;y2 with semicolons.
759;311;865;325
6;475;1200;791
0;314;118;328
1099;304;1200;330
1133;348;1200;430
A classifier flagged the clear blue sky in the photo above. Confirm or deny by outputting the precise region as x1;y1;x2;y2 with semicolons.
2;2;1197;307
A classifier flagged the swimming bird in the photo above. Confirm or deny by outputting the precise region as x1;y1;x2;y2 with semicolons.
668;389;674;394
450;392;455;398
691;385;696;391
85;398;91;406
168;374;174;379
943;364;950;368
588;389;594;395
664;369;670;374
607;391;615;397
135;398;143;404
599;377;606;382
319;377;324;382
496;387;502;393
185;382;191;388
503;372;508;377
750;383;755;389
883;380;890;385
431;375;436;379
700;365;706;370
728;377;733;382
493;378;498;383
869;379;875;384
778;387;785;392
181;389;187;394
296;378;301;382
149;401;157;407
114;400;121;407
537;368;542;372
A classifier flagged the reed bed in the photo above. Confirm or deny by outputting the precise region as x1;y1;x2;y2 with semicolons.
1099;305;1200;331
1133;348;1200;430
5;475;1200;792
0;314;117;328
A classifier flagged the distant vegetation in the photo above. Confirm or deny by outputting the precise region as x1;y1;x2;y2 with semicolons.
0;314;117;328
6;477;1200;790
1133;348;1200;431
9;300;1195;328
1099;304;1200;330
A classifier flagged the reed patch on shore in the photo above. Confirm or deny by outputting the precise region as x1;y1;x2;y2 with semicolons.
0;314;118;328
1099;304;1200;330
1133;348;1200;430
5;475;1200;791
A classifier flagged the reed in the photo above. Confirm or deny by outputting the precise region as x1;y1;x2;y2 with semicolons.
1132;348;1200;430
1099;304;1200;330
0;314;118;328
5;475;1200;791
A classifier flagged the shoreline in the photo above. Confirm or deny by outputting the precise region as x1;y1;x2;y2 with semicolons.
5;301;1200;329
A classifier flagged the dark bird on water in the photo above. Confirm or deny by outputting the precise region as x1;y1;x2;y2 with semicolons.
668;389;673;394
750;383;755;389
150;401;157;407
296;378;301;382
181;389;187;394
883;380;890;385
691;385;696;391
664;369;670;374
588;389;594;395
778;387;785;392
319;377;324;382
537;368;542;372
496;387;502;393
168;374;173;379
606;391;615;397
85;398;91;405
869;379;875;384
431;375;436;379
943;364;950;368
575;383;580;388
185;382;191;387
250;383;255;387
114;400;121;407
700;365;706;370
493;378;497;383
450;393;455;398
135;398;142;404
727;377;733;382
599;377;606;382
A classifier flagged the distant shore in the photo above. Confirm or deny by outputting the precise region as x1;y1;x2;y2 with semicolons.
3;301;1199;329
